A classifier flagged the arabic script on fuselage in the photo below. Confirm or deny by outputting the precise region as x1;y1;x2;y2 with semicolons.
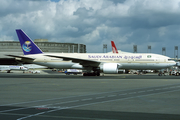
88;55;142;59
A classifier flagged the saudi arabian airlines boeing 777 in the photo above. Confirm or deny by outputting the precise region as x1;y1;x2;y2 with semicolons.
6;29;176;76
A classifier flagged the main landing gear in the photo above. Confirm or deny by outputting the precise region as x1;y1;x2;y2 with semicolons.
158;71;165;76
83;67;101;76
158;69;168;76
83;71;100;76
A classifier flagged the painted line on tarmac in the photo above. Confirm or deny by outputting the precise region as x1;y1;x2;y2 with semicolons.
16;88;180;120
0;90;122;107
1;84;180;117
0;99;80;113
2;83;180;107
0;107;31;113
107;95;116;97
119;93;127;96
81;98;93;101
96;96;105;99
138;91;145;93
147;90;154;92
34;100;80;108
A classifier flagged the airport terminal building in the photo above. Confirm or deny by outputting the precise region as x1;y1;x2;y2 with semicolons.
0;39;86;65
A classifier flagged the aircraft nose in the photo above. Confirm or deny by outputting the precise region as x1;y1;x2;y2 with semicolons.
176;62;180;66
167;62;176;67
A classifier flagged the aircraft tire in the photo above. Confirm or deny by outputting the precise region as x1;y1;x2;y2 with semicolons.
176;72;179;76
158;73;162;76
97;72;100;76
83;73;97;76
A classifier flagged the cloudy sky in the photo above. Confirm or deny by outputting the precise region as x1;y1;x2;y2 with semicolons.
1;0;180;57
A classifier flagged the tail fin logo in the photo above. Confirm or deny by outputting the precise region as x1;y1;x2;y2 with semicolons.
112;47;116;53
111;41;118;54
22;41;32;52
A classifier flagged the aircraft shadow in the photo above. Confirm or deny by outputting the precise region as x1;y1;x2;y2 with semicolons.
0;106;180;120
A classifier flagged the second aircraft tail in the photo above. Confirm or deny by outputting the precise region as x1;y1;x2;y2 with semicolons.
111;41;118;53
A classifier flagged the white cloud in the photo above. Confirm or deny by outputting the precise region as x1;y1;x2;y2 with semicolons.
80;27;100;44
158;27;167;37
1;0;180;57
0;35;13;41
66;25;78;32
97;2;129;18
119;32;133;42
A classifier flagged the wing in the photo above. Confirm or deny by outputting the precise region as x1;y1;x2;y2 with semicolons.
45;55;101;67
5;55;35;60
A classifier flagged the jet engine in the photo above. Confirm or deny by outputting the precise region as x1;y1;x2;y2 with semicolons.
101;63;120;74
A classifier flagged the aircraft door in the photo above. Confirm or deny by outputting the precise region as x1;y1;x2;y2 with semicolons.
44;57;47;63
128;58;134;63
156;58;159;62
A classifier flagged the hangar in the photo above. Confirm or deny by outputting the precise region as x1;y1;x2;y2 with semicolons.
0;39;86;65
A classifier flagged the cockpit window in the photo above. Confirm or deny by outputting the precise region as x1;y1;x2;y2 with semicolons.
168;59;174;61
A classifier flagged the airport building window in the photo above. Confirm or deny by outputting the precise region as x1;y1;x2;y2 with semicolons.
0;41;86;55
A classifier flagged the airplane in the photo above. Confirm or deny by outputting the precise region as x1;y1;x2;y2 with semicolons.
6;29;176;76
110;41;178;75
0;65;28;73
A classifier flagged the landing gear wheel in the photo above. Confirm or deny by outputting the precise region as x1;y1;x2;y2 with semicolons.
83;72;100;76
176;72;179;76
158;73;162;76
97;72;100;76
83;73;87;76
169;72;171;75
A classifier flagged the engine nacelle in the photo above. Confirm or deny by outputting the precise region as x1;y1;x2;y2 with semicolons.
102;63;120;74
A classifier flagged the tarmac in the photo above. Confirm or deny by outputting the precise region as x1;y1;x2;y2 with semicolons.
0;70;180;120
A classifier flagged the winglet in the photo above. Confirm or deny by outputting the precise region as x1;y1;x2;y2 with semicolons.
16;29;43;55
111;41;118;53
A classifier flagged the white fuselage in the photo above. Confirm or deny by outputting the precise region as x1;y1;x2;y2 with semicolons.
16;53;176;70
